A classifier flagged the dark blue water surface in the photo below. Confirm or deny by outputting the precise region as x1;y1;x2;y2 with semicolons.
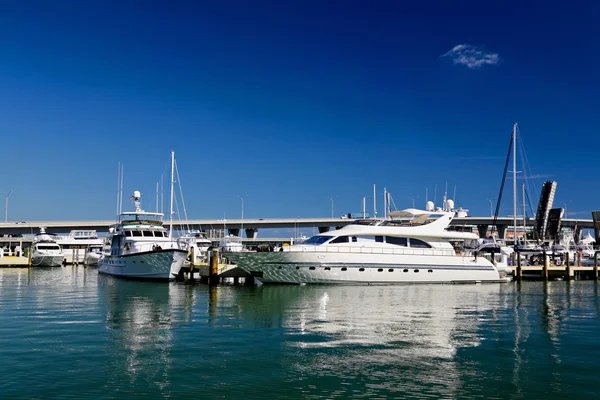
1;267;599;399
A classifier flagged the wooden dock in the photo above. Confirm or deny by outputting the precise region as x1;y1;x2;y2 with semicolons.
511;251;600;281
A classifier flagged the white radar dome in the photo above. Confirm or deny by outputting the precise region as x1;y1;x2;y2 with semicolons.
446;199;455;211
133;190;141;200
426;201;434;212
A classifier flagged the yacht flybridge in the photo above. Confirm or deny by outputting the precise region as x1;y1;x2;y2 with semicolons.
225;208;511;284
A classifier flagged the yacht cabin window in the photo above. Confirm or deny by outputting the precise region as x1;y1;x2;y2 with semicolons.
131;231;142;237
143;231;153;237
303;236;332;245
386;237;408;246
409;238;432;248
330;236;350;244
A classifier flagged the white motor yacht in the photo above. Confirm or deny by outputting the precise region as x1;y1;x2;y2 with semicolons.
84;244;103;266
219;234;244;252
98;190;187;281
178;230;213;264
31;228;65;267
226;208;511;284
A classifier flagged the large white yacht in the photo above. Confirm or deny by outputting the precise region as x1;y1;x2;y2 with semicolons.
225;208;511;284
98;191;187;281
31;228;65;267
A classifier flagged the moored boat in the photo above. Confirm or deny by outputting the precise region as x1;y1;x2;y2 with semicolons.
98;191;187;281
226;208;511;284
31;228;65;267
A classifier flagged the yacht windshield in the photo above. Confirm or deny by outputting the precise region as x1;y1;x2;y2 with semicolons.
302;236;333;245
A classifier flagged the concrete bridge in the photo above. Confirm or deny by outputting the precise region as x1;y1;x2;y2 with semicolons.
0;216;593;239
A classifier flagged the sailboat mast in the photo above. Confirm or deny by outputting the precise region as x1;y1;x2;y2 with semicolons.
512;122;518;246
169;151;175;239
522;183;526;238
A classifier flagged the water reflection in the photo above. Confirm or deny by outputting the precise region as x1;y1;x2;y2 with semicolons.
98;276;190;396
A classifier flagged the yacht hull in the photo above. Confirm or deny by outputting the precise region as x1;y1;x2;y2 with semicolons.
31;254;64;267
98;249;187;281
226;251;509;284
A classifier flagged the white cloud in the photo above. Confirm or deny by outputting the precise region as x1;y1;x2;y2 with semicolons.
442;44;499;69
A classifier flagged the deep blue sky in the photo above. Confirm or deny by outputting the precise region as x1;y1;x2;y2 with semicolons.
1;0;598;222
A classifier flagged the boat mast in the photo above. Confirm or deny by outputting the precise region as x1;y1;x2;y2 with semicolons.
512;122;517;247
169;151;175;239
522;182;526;242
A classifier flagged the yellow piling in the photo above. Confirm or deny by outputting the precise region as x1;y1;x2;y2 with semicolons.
210;248;219;285
542;252;549;281
594;251;599;280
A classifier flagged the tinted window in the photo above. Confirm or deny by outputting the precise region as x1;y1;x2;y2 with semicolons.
410;238;432;248
143;231;154;237
375;236;384;242
302;236;332;245
132;231;142;237
386;236;407;246
330;236;349;244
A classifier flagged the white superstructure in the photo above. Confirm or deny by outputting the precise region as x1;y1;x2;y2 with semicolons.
226;208;511;284
31;228;65;267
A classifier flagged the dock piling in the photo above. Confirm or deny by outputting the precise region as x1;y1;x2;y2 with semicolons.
565;252;571;281
516;251;522;280
594;251;599;280
542;252;549;280
209;248;219;285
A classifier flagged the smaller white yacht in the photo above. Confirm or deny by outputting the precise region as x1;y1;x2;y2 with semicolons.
219;234;244;252
178;230;213;264
84;244;103;266
31;228;65;267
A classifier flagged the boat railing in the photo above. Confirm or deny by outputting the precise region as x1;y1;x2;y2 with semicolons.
291;245;455;257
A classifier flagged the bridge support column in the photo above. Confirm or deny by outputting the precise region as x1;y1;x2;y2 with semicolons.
497;225;507;240
477;225;488;238
228;229;240;237
245;229;257;239
318;226;330;234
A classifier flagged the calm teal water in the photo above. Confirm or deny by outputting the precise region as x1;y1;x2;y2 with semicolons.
1;267;599;399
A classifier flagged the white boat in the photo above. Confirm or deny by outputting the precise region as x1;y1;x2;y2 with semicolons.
178;230;213;264
84;244;103;266
56;230;103;264
219;234;244;252
98;152;187;281
31;228;65;267
225;209;511;284
98;191;187;280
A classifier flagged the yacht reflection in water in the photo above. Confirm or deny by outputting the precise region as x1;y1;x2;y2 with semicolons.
98;276;191;394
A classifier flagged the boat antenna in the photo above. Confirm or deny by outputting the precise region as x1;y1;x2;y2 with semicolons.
116;162;121;221
433;184;437;206
119;164;124;216
156;182;159;214
373;184;377;218
383;187;387;219
453;184;457;206
169;150;175;239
